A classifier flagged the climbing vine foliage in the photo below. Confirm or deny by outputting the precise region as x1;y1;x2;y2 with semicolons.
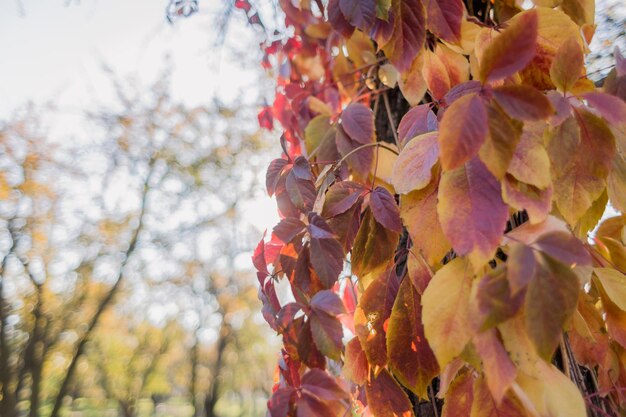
244;0;626;415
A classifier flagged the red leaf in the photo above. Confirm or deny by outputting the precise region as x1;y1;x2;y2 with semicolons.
297;320;327;369
341;103;375;145
425;0;463;43
492;85;554;121
387;277;439;398
381;0;426;72
369;187;403;233
479;10;538;83
437;158;508;265
336;125;373;179
506;242;537;294
268;387;295;417
276;303;304;333
292;156;314;180
273;218;306;243
339;0;376;31
344;337;369;385
258;106;274;130
354;270;400;367
294;392;338;417
309;237;344;288
397;104;439;146
301;369;348;401
365;369;415;417
438;93;488;170
442;80;482;106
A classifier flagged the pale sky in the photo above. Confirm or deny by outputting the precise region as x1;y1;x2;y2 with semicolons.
0;0;280;234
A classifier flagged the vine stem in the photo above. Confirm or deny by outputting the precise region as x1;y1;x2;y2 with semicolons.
334;142;399;172
382;91;400;148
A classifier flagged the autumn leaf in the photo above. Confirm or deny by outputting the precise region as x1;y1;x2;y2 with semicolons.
354;269;399;367
422;258;474;367
550;36;584;93
437;158;508;267
366;369;415;417
351;209;399;277
401;181;450;266
381;0;426;72
425;0;463;43
392;132;439;194
387;277;439;399
438;94;488;170
479;10;538;83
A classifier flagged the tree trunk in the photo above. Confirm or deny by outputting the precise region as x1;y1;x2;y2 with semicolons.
0;235;18;417
190;329;200;417
203;322;231;417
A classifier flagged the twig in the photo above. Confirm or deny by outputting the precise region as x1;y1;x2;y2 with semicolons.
382;91;400;148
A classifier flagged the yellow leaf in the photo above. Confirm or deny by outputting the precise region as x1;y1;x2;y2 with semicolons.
422;257;474;368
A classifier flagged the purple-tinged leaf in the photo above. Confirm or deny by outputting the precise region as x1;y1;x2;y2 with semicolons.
370;186;403;233
341;103;375;145
322;181;367;217
328;0;355;37
310;309;344;360
311;290;345;316
267;158;288;196
301;369;348;401
286;170;316;212
309;238;344;288
339;0;376;31
531;231;591;267
397;104;438;146
292;156;314;180
425;0;463;43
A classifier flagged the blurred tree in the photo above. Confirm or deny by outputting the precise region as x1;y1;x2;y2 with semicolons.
0;69;274;417
85;311;182;417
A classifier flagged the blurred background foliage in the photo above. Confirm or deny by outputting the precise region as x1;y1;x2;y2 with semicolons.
0;0;280;413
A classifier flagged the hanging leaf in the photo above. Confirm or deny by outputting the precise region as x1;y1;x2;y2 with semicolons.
438;158;508;267
479;10;538;83
369;186;403;233
492;85;554;121
425;0;463;43
422;258;474;367
550;36;584;93
525;254;580;359
381;0;426;72
392;132;439;194
438;93;488;170
341;103;375;145
352;209;399;277
365;369;416;417
354;269;400;367
401;181;451;266
387;277;439;399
